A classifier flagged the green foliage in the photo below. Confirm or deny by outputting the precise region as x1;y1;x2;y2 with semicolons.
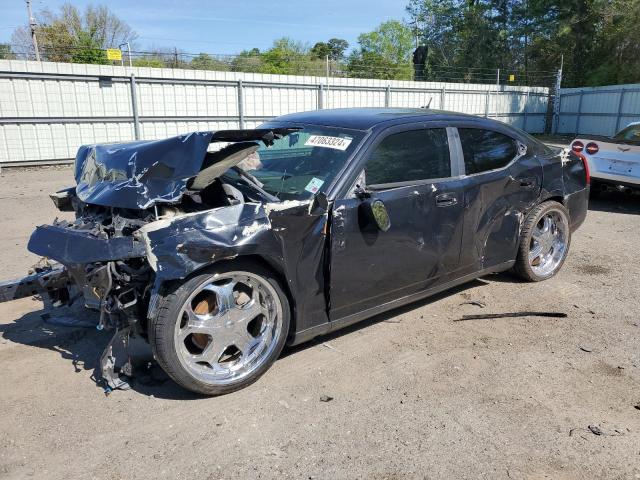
406;0;640;87
347;20;414;80
230;39;325;76
190;53;229;71
70;30;107;64
311;38;349;60
132;57;166;68
0;44;15;59
231;48;264;72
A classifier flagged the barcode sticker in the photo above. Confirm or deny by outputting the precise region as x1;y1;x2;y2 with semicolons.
304;135;353;151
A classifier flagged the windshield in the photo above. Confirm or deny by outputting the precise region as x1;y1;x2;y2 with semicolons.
233;125;365;200
614;124;640;142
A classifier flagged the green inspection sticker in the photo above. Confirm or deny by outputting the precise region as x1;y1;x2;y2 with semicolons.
304;177;324;194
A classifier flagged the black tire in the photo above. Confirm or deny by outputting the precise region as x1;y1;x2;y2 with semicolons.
149;260;290;396
513;201;571;282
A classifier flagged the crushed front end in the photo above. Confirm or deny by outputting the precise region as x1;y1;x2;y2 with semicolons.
18;199;156;391
0;128;301;392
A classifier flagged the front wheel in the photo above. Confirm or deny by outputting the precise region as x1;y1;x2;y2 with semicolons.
149;261;290;395
513;201;571;282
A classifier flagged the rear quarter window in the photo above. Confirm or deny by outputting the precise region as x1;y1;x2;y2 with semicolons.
458;129;518;174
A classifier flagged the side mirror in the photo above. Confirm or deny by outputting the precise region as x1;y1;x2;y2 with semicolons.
310;191;328;213
363;198;391;232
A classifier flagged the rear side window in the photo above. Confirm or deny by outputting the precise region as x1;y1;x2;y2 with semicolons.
365;128;451;185
614;124;640;141
458;129;518;175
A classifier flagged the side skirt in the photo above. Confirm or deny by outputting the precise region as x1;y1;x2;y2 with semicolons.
288;260;515;346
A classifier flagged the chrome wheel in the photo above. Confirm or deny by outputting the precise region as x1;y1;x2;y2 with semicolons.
174;271;283;386
528;210;569;277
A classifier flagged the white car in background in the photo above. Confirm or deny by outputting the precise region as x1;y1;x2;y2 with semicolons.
571;122;640;194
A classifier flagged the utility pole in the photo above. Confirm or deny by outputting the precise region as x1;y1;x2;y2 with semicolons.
551;54;564;134
26;0;40;61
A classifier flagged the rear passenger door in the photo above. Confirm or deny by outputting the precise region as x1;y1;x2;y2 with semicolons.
329;125;466;320
454;127;542;271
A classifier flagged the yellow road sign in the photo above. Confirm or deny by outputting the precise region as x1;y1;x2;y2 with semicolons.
508;74;515;82
106;49;122;61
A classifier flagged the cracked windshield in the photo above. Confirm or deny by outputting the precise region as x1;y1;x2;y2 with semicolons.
237;126;365;200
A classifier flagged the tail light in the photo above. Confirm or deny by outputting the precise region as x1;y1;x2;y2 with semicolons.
585;142;599;155
575;152;590;185
571;141;584;153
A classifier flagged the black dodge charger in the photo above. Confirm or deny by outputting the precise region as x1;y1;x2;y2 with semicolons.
0;108;589;395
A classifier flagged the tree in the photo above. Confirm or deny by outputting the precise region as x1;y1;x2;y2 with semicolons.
132;56;166;68
260;38;310;74
311;38;349;60
0;44;15;60
589;0;640;85
11;3;137;64
405;0;640;87
347;20;414;80
231;48;264;72
327;38;349;60
311;42;331;59
190;53;229;71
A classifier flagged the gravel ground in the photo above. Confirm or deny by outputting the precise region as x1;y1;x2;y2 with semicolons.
1;166;639;480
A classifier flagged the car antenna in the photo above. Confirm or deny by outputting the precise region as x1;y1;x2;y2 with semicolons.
421;97;433;109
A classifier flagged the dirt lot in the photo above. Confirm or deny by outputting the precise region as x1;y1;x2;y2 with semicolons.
1;166;639;480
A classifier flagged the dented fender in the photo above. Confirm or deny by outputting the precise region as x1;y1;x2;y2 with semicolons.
139;199;331;333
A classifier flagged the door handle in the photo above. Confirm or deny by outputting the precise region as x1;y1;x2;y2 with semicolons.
435;193;458;207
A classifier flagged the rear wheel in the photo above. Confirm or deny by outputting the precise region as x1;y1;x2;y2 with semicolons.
513;201;571;282
150;261;290;395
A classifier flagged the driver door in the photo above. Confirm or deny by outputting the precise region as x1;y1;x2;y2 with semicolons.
329;125;466;321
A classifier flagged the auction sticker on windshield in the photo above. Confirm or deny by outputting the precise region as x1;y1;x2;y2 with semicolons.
305;135;353;151
304;177;324;194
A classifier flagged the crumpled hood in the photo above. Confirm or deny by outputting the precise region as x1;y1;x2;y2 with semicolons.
74;131;214;209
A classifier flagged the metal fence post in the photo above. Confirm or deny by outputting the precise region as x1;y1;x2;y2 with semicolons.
385;85;391;107
523;90;530;132
318;84;324;109
237;79;244;129
129;74;140;140
615;89;626;134
575;90;583;135
485;89;490;118
440;87;446;109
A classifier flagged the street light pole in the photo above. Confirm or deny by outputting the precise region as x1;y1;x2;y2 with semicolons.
119;42;132;68
26;0;40;62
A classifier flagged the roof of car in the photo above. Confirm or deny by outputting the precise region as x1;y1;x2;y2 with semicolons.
270;108;488;130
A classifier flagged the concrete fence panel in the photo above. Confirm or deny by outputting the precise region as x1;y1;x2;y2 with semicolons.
555;83;640;137
0;59;549;166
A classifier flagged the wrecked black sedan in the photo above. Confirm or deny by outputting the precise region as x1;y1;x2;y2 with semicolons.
0;108;589;395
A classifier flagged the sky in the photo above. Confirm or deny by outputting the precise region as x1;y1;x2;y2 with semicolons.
0;0;409;55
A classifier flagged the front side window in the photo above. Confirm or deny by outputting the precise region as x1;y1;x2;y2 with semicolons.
614;124;640;142
458;128;518;175
234;125;365;200
365;128;451;186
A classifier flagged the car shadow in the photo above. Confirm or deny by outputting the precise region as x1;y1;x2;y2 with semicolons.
1;277;492;400
588;188;640;215
281;278;490;359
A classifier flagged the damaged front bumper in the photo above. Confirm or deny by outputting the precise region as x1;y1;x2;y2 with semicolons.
2;219;152;392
